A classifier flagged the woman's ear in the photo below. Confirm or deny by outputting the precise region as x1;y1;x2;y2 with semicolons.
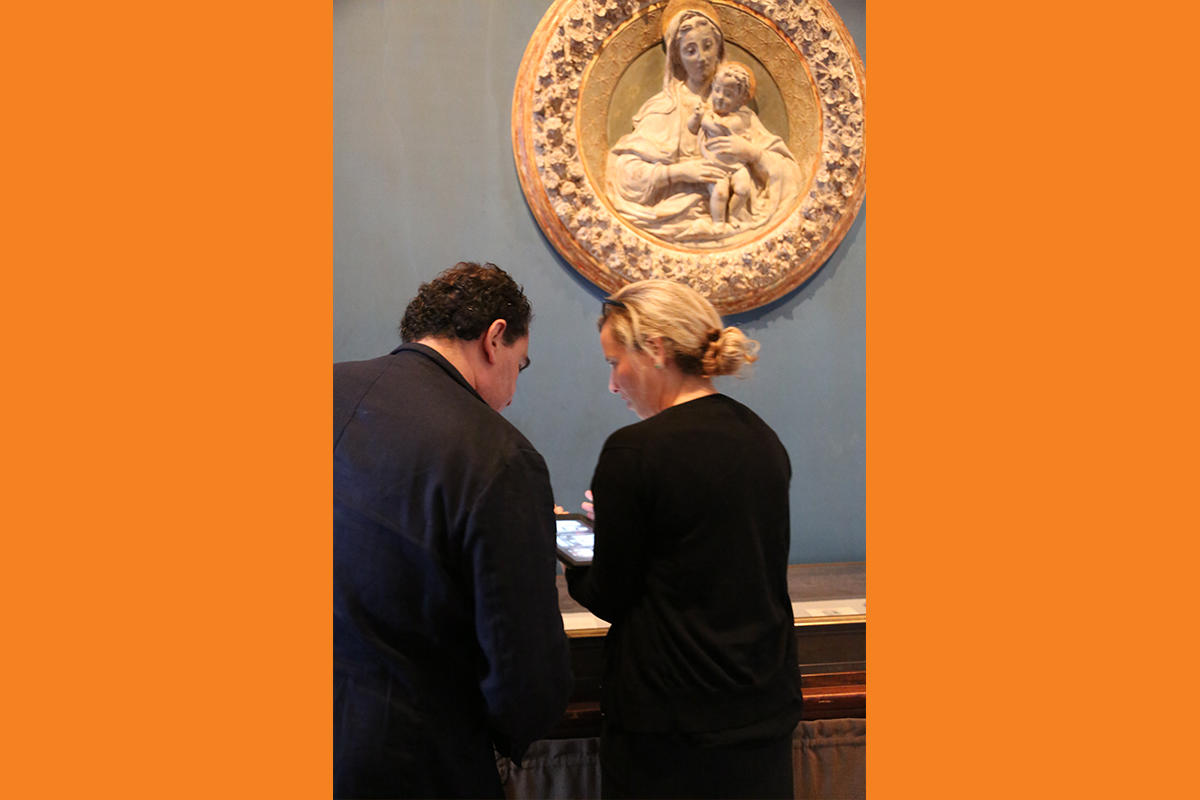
645;336;667;368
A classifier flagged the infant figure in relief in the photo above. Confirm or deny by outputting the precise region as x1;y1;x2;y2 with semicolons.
687;62;757;232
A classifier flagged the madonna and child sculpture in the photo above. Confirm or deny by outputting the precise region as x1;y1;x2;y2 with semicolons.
512;0;866;314
606;13;802;245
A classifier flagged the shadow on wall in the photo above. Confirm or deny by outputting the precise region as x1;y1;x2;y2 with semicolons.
521;192;867;330
731;202;866;329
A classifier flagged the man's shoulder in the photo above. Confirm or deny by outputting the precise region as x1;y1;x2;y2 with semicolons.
334;354;397;434
336;348;460;405
370;354;541;459
333;352;391;382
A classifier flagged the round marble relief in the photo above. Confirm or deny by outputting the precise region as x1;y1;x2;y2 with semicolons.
513;0;865;314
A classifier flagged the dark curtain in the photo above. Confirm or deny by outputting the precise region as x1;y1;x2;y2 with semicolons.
502;719;865;799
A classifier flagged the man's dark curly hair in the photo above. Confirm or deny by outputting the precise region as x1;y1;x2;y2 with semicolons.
399;262;532;344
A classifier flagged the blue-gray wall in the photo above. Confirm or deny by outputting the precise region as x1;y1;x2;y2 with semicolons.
334;0;865;563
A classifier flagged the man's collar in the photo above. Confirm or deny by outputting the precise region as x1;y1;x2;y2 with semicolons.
390;342;486;405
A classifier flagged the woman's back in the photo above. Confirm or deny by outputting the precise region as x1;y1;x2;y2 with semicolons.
571;394;800;734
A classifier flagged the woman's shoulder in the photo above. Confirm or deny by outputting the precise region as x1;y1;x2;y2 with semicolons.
629;83;680;122
598;407;692;460
638;395;737;437
665;394;783;439
605;396;770;442
601;415;658;449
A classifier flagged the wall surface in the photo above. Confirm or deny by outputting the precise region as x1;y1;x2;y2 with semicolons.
334;0;865;563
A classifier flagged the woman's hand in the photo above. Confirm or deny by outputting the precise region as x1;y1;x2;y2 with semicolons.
556;489;596;520
705;135;762;165
670;159;726;184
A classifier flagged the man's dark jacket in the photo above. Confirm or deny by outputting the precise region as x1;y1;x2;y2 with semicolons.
333;343;572;799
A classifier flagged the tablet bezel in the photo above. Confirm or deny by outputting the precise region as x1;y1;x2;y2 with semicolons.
554;512;595;568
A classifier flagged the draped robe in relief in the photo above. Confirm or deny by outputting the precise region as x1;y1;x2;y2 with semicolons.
606;80;803;243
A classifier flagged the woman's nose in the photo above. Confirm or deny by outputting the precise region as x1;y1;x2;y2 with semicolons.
609;374;619;394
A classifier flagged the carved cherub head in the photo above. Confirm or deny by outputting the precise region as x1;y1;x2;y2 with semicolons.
710;61;756;115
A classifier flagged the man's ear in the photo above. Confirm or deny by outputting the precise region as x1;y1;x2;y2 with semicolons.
483;319;508;364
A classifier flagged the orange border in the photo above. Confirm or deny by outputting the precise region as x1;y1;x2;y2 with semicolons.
11;1;1198;797
8;3;330;797
870;1;1195;797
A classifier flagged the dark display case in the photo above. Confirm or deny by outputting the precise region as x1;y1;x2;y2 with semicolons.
550;562;865;738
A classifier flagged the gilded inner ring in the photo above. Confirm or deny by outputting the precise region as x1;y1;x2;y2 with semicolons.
577;4;822;252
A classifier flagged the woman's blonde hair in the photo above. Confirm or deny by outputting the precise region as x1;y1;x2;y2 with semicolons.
599;280;759;378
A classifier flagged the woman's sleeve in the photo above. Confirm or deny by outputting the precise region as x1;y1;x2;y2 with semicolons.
746;114;798;175
607;95;677;206
609;149;669;205
565;440;649;623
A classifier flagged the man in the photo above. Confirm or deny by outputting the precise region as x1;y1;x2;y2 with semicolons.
333;262;572;798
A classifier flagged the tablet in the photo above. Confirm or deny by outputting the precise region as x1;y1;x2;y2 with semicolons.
554;513;595;567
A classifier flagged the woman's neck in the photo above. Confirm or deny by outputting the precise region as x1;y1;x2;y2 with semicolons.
670;387;716;409
658;373;716;414
680;79;708;102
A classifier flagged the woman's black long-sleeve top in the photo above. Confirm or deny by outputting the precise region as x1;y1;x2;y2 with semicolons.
566;394;802;737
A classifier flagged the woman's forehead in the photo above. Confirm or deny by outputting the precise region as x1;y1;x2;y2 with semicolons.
679;19;717;41
599;323;622;353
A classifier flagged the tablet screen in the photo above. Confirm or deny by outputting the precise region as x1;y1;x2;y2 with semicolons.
555;515;594;567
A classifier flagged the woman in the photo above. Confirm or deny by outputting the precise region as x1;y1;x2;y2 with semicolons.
566;279;802;799
605;1;803;244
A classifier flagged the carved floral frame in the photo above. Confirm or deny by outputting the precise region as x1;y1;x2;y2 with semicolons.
512;0;865;314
